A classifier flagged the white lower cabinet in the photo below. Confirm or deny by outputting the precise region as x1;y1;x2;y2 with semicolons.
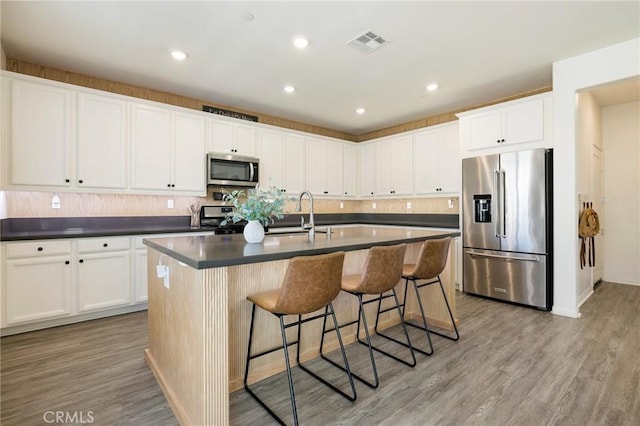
5;254;72;325
76;237;131;312
1;236;143;333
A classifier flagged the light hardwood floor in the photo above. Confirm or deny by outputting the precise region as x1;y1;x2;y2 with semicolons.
2;282;639;425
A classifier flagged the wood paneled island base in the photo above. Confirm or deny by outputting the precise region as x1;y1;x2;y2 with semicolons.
143;226;459;425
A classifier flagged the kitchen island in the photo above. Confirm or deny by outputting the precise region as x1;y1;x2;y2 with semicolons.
143;225;460;425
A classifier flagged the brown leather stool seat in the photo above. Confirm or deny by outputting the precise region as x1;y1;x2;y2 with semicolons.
243;251;356;426
321;244;416;389
390;237;459;355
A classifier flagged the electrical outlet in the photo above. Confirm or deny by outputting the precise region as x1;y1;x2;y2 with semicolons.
51;195;61;209
340;202;344;209
372;202;377;209
448;198;454;209
167;199;174;209
164;272;170;289
407;202;412;209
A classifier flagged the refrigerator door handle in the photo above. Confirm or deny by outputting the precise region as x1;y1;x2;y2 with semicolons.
494;170;501;238
466;250;540;262
499;170;506;238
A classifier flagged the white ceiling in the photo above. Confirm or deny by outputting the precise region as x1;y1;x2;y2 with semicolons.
588;76;640;107
1;1;639;136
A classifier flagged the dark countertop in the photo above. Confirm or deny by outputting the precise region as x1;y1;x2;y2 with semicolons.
0;213;458;241
143;226;460;269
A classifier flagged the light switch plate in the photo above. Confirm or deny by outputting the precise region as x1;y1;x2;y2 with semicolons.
51;195;61;209
167;199;174;209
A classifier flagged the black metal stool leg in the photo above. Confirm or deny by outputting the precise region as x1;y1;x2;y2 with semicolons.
297;306;357;401
408;277;435;355
409;276;460;342
430;278;459;341
279;316;299;426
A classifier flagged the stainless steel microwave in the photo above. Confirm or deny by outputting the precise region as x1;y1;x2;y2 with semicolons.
207;153;259;187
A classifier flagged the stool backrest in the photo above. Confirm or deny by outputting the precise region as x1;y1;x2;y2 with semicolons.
411;237;451;279
275;251;345;315
356;243;407;294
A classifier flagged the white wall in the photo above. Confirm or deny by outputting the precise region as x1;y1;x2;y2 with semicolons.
552;37;640;318
1;43;5;70
575;91;602;305
602;101;640;286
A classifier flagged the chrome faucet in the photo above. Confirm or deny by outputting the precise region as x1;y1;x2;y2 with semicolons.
295;191;315;236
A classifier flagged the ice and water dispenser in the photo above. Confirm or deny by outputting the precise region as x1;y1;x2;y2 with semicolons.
473;194;492;223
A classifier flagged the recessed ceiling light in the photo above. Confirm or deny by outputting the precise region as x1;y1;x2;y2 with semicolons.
284;85;296;93
293;37;309;49
170;50;188;61
426;83;439;91
356;108;366;114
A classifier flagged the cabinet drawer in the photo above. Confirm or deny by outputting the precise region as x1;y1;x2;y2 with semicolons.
77;237;130;253
6;240;72;259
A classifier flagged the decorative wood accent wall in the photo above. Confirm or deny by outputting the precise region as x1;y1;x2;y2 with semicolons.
6;58;551;142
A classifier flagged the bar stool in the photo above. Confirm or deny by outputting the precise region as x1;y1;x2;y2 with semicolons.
321;243;415;389
243;251;356;426
380;237;459;356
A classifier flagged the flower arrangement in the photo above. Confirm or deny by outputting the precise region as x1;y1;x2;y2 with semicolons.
220;185;290;227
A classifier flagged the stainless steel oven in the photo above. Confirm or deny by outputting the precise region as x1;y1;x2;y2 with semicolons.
207;153;259;187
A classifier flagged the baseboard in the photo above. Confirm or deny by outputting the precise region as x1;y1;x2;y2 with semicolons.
578;287;594;308
1;303;148;336
551;306;581;318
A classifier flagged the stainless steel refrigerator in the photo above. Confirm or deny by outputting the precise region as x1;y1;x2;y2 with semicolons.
462;148;553;310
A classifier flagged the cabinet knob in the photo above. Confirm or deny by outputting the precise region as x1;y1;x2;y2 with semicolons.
37;247;43;252
65;179;70;183
282;189;286;192
78;179;83;184
171;184;175;188
501;139;505;143
103;243;108;247
79;259;84;263
344;192;347;195
370;192;374;195
167;184;171;188
323;191;328;194
65;260;70;265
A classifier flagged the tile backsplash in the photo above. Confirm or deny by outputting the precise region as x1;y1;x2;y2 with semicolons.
2;191;458;218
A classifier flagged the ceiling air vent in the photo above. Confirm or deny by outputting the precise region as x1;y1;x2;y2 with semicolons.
347;30;390;54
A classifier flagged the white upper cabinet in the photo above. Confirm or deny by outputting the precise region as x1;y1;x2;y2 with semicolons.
359;142;376;197
343;143;357;197
10;79;72;187
258;129;305;195
130;103;172;191
172;112;206;193
282;133;305;195
305;136;343;196
458;93;551;155
131;103;206;194
375;135;413;196
208;118;257;157
414;123;460;194
259;128;284;189
77;93;127;189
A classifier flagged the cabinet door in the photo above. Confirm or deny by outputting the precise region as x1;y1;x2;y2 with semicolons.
439;125;460;193
305;137;326;195
414;130;440;194
5;256;72;324
134;249;148;303
343;143;357;197
77;93;127;189
392;135;414;195
325;141;344;196
173;112;206;193
77;251;131;312
259;129;284;189
235;123;257;157
208;118;234;153
283;133;304;195
130;104;172;190
502;98;544;145
359;143;376;197
11;80;72;187
375;140;394;195
467;110;501;150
